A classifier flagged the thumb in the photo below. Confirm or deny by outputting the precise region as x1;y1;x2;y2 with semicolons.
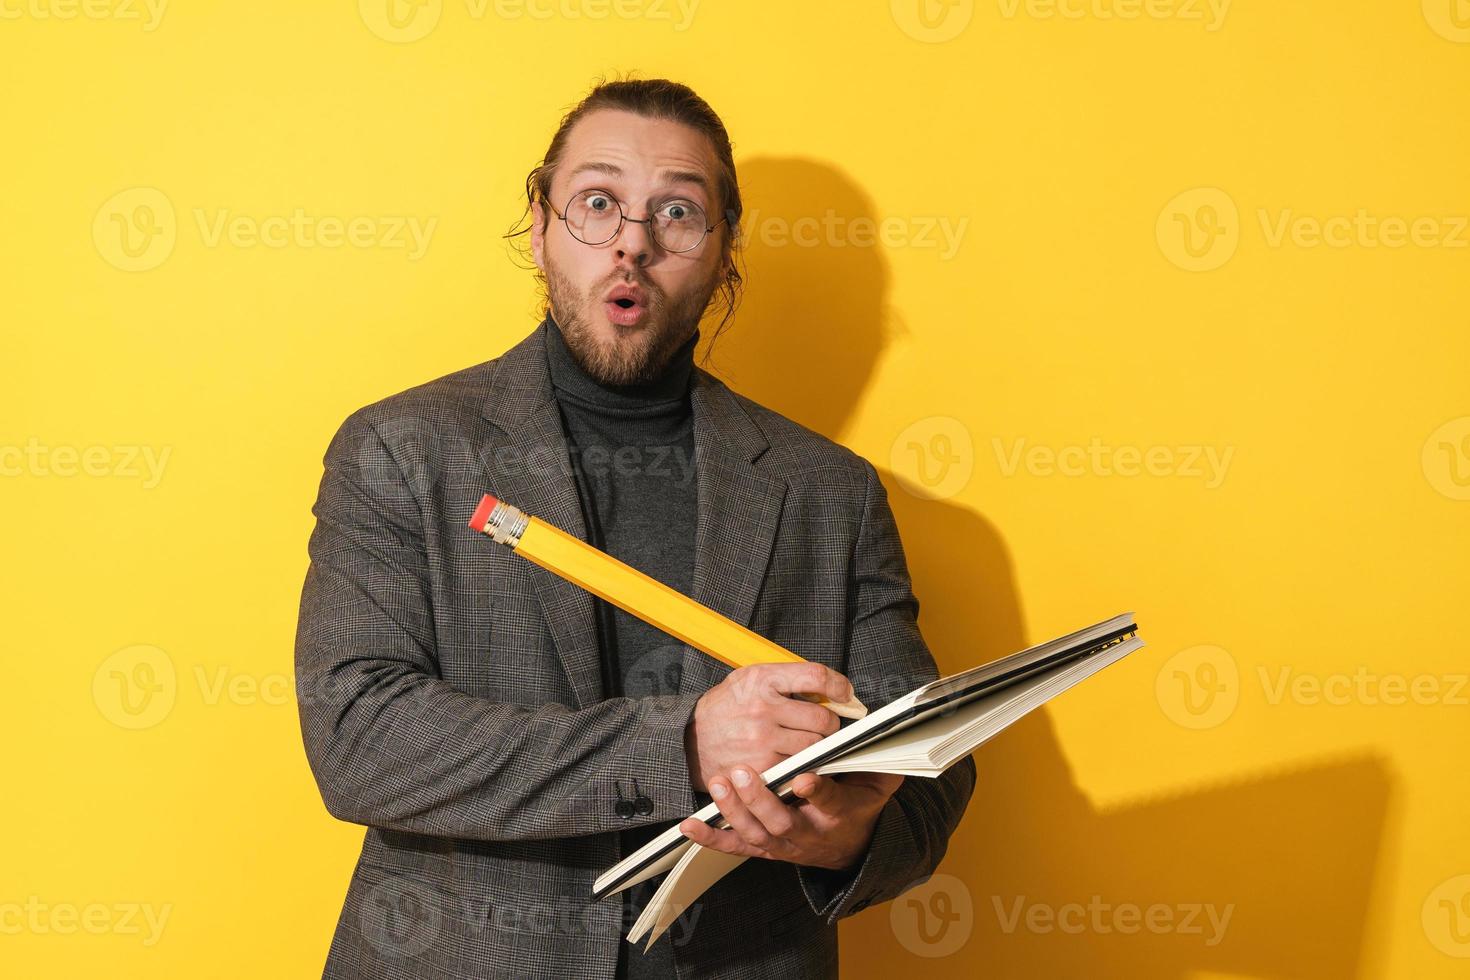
789;772;842;809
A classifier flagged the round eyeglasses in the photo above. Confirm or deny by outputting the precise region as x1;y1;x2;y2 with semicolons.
549;188;730;253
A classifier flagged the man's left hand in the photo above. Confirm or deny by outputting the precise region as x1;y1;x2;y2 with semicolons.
678;767;904;871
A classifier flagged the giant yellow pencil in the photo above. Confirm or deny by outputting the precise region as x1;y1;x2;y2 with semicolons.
468;493;867;719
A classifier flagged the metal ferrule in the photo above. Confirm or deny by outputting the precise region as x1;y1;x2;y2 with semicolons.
483;501;528;547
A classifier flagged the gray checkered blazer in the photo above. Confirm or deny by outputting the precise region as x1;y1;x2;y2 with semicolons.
294;321;976;978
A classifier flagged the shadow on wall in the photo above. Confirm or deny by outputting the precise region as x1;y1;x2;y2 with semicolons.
698;156;1393;980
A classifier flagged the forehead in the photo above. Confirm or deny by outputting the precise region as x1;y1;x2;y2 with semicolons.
556;109;719;196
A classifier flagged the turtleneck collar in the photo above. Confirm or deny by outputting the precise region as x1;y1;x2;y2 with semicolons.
542;311;698;413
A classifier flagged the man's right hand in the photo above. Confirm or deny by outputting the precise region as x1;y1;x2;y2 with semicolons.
683;662;853;793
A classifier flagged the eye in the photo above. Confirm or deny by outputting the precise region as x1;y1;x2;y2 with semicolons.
659;200;699;222
586;193;614;212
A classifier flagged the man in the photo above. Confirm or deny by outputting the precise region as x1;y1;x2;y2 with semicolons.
295;78;975;979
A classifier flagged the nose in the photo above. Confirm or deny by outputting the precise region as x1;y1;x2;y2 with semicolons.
613;215;654;268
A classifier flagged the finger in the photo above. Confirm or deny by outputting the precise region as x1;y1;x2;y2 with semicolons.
789;772;843;809
760;662;854;705
729;766;803;842
768;697;843;739
679;818;768;860
771;727;826;758
710;773;781;853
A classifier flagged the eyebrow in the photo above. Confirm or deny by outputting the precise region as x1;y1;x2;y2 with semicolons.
565;161;711;194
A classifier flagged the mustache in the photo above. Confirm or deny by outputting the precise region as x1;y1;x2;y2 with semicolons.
600;275;661;304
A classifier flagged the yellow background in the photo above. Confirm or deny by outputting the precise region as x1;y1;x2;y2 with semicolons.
4;1;1468;976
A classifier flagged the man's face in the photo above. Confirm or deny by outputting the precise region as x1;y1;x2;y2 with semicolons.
531;108;730;386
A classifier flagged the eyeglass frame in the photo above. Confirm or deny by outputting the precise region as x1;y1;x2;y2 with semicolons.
546;187;737;254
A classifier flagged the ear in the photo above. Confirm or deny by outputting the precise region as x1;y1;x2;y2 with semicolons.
530;200;546;272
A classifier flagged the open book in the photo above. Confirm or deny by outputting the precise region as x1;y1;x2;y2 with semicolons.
594;612;1144;949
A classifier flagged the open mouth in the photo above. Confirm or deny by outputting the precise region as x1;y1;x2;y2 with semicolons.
604;285;649;326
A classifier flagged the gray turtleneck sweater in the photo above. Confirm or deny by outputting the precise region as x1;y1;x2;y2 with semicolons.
543;312;698;979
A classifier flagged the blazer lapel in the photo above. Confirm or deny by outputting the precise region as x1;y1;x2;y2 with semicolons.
678;368;788;697
477;323;605;710
476;319;789;708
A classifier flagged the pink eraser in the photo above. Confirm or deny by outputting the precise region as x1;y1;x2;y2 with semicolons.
469;493;498;532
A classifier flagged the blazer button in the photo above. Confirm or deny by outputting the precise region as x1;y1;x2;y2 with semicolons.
852;898;871;912
633;795;654;816
614;799;635;819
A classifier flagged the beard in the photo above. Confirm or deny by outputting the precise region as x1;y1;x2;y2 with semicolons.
543;258;721;387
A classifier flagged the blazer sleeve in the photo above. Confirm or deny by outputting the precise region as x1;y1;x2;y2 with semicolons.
794;458;977;922
294;408;703;841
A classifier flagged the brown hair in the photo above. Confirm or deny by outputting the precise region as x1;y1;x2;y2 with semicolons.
505;75;745;354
